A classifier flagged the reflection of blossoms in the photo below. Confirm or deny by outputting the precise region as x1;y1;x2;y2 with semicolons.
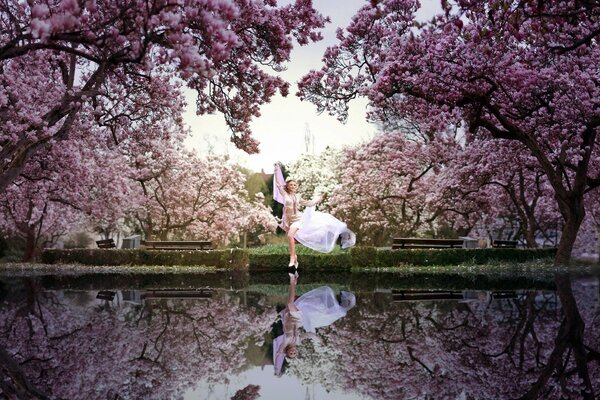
285;333;344;391
325;291;599;400
0;285;275;399
1;281;598;399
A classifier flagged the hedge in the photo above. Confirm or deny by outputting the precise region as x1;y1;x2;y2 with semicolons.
40;246;555;269
41;248;248;269
351;247;557;268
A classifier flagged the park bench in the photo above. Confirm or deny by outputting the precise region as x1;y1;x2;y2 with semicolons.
491;290;519;299
96;239;116;249
392;289;464;302
392;238;464;249
492;240;518;248
141;289;213;300
96;291;116;301
141;240;213;250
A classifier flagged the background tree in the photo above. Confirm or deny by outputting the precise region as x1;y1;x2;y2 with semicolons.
329;131;451;245
298;0;600;263
0;0;328;192
446;138;561;247
0;123;139;260
132;150;276;243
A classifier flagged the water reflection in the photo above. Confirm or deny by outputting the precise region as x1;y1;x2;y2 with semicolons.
273;272;356;376
0;273;598;399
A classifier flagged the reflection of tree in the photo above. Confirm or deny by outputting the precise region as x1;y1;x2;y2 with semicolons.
519;275;597;400
285;334;344;391
0;283;275;399
324;282;599;400
1;278;598;399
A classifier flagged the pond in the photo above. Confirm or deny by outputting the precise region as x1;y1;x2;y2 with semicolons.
0;268;599;399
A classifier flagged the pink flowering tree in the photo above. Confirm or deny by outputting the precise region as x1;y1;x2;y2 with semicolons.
0;184;82;261
298;0;600;264
0;123;140;260
445;137;562;247
329;131;461;245
132;150;276;243
237;192;279;246
0;0;328;192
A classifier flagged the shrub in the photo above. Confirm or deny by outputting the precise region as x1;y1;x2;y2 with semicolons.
41;248;248;269
39;246;555;269
349;246;379;268
374;248;557;267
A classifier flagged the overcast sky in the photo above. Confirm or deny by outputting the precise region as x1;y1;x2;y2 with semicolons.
183;0;441;173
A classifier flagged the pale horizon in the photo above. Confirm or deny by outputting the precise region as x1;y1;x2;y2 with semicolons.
183;0;441;173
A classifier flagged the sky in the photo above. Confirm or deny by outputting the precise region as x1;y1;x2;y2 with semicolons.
183;0;442;173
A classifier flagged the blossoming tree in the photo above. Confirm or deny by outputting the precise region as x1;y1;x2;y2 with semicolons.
132;149;276;242
285;146;344;210
0;0;328;193
0;124;140;260
298;0;600;264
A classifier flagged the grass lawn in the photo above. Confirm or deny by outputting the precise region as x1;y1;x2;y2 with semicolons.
248;243;347;255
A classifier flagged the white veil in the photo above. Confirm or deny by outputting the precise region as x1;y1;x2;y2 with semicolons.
295;206;356;253
295;286;356;333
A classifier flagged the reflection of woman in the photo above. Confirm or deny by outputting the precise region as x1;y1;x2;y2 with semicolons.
273;273;356;376
273;162;356;268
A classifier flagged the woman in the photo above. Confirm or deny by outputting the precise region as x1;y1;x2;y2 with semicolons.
273;162;355;267
273;273;356;376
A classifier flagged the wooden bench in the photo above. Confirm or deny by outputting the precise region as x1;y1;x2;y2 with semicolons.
141;289;213;300
392;289;464;302
492;240;518;248
96;239;116;249
96;291;116;301
392;238;464;249
141;240;212;250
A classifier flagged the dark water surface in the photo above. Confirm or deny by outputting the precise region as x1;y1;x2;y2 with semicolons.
1;269;599;399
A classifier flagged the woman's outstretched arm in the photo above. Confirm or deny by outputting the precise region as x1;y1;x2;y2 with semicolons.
299;192;326;207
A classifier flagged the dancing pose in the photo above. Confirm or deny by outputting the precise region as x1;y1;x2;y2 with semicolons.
273;162;324;267
273;162;356;267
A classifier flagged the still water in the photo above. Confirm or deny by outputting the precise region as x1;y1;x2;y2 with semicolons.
0;270;599;399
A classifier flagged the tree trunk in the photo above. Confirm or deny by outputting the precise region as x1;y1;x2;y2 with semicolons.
553;274;594;399
554;196;585;265
523;217;538;249
22;230;37;262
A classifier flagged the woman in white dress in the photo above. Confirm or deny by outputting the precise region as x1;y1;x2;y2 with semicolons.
273;162;356;267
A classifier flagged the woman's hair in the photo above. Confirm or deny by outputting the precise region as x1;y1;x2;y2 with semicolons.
284;180;297;193
284;344;298;358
